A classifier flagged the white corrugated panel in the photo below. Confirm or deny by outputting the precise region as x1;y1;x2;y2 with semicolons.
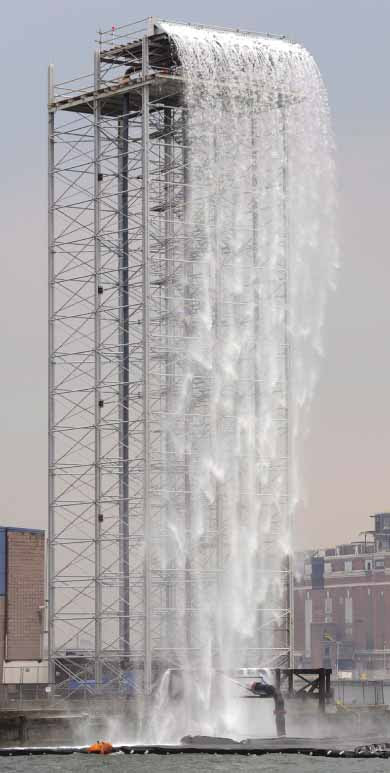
2;660;48;684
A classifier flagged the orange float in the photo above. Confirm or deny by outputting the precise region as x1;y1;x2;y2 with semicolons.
86;740;113;755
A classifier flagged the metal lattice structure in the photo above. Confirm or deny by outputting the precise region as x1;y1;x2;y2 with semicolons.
48;17;293;696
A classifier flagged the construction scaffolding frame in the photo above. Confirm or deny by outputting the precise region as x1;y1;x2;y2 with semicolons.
48;16;293;697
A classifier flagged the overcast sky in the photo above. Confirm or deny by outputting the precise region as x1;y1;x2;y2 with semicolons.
0;0;389;549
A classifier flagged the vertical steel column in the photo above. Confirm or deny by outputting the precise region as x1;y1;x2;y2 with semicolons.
182;116;193;652
47;63;55;688
142;35;152;695
213;130;223;628
93;49;103;685
164;107;175;640
214;132;223;568
118;95;130;660
325;669;331;698
251;116;262;656
280;99;293;668
318;668;326;712
288;561;295;668
251;117;260;430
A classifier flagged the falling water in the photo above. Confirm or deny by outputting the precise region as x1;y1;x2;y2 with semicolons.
149;21;337;741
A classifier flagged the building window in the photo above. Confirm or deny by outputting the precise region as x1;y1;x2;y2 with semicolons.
305;597;312;659
325;596;332;623
375;559;384;569
345;596;353;624
325;597;332;615
366;560;372;571
345;560;352;572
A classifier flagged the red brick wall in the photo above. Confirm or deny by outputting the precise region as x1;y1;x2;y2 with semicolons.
294;570;390;668
0;597;5;668
6;531;44;660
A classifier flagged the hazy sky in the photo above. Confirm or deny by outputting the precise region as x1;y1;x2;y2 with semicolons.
1;0;389;549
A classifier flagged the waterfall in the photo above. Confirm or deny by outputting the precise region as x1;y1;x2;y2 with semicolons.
150;20;337;741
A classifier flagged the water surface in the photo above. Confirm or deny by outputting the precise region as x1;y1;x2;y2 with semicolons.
0;754;387;773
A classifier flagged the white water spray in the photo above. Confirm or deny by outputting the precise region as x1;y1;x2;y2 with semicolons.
149;21;337;741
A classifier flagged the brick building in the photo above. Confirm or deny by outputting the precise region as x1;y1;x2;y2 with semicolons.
294;513;390;677
0;527;45;672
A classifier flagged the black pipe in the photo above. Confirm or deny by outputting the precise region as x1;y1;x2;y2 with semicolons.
273;688;287;737
0;744;389;758
250;681;286;737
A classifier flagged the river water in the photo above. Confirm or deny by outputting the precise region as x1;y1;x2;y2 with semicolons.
0;754;387;772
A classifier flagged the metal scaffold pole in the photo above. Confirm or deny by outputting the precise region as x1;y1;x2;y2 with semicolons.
94;48;103;686
47;63;55;689
281;100;294;669
163;106;175;644
251;114;262;659
213;129;223;615
182;115;193;653
142;34;152;696
118;94;130;660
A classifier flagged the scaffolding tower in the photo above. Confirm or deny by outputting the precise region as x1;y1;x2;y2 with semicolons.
48;17;293;696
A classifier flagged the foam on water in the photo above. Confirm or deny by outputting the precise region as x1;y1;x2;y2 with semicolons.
149;21;337;742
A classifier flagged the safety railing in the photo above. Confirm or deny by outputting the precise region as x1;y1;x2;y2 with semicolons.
97;17;154;49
